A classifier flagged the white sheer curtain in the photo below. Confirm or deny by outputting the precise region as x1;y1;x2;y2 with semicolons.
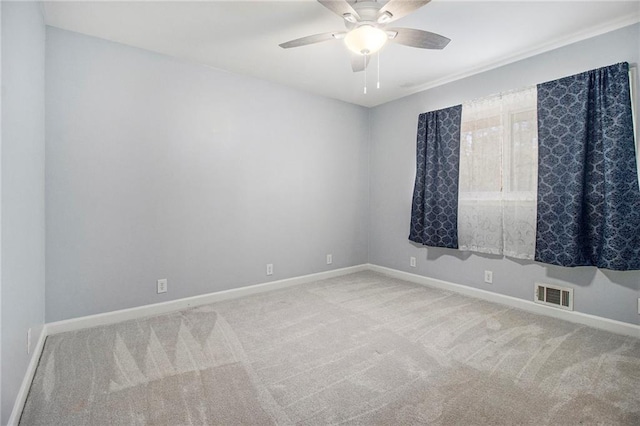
457;87;538;259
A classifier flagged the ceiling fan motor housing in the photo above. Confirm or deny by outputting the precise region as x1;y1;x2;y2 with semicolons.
345;1;387;30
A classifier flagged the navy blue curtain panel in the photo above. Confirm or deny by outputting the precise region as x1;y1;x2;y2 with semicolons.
409;105;462;248
535;62;640;270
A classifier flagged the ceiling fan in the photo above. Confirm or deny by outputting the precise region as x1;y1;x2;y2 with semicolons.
279;0;450;72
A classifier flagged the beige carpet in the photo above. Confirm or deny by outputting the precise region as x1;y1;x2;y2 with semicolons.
21;271;640;425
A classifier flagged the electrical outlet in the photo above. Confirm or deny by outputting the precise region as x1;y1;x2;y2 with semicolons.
266;264;273;276
157;278;168;294
326;254;333;265
484;270;493;284
27;328;32;354
410;257;416;267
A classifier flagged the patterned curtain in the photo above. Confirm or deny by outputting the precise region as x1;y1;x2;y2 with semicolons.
409;105;462;248
535;62;640;270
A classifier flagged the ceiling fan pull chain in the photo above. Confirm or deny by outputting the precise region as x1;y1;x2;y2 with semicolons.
377;51;380;89
364;55;368;94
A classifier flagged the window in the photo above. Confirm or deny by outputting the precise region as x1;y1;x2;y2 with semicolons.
457;87;538;259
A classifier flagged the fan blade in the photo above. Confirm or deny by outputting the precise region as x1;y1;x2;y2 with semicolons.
378;0;431;23
279;31;345;49
388;28;450;49
351;54;370;72
317;0;361;21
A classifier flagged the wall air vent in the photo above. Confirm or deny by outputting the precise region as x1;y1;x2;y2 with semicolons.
534;283;573;311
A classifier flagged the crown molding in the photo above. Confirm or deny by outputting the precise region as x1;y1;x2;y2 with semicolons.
395;14;640;103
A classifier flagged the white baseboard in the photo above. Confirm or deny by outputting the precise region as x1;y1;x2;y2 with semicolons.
367;264;640;338
7;325;48;426
42;262;640;339
47;264;368;336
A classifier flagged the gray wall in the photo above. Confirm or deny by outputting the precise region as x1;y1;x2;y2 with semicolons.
45;28;370;322
369;23;640;326
1;2;46;423
45;23;640;326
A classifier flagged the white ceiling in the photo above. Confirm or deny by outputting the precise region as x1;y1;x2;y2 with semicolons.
42;0;640;107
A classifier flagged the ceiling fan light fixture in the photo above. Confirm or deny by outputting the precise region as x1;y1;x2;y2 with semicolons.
344;25;388;56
